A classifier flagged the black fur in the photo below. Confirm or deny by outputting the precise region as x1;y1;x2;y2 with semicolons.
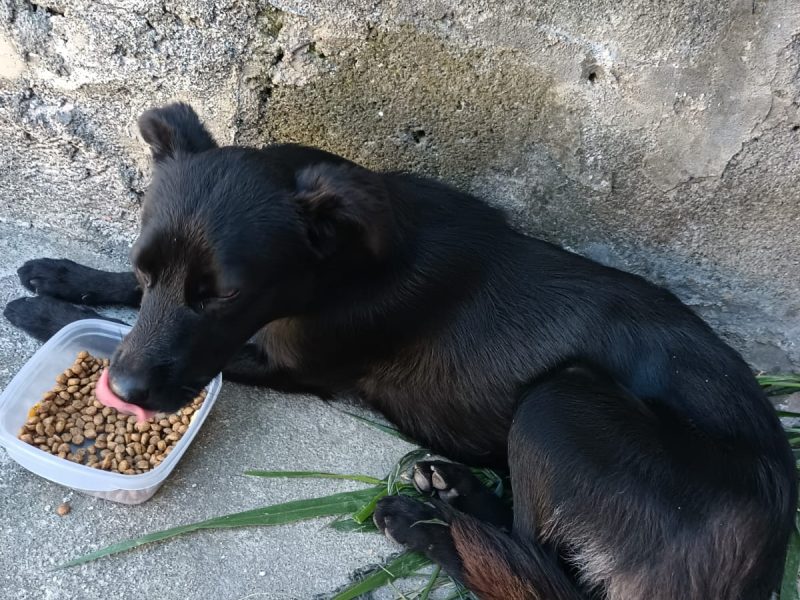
4;102;795;599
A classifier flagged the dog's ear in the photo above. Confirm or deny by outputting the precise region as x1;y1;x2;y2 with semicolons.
295;163;395;259
137;103;217;162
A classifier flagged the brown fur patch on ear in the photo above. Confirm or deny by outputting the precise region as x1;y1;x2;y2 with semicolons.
295;163;395;259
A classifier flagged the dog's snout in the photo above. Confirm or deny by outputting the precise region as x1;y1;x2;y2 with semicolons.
107;370;149;406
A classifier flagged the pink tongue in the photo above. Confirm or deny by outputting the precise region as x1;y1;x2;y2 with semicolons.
96;369;157;422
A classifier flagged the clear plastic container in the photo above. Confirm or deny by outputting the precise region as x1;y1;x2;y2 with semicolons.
0;319;222;504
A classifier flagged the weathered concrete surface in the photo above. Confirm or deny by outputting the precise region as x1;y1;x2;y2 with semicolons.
1;0;799;368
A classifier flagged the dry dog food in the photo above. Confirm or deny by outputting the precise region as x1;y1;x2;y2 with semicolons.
17;351;205;475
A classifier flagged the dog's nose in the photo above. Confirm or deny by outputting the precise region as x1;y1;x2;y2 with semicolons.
107;371;149;406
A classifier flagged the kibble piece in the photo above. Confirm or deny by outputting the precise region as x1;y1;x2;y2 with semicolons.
56;502;71;516
118;459;130;471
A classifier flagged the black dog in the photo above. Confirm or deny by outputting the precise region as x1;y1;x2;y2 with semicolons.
5;103;795;599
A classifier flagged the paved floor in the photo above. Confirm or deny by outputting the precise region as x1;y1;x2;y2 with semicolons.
0;221;421;600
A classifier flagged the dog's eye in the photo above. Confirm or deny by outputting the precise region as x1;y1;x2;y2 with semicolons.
196;289;239;311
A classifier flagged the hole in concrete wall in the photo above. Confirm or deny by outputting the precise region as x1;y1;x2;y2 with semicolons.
792;125;800;132
411;128;426;145
580;59;603;85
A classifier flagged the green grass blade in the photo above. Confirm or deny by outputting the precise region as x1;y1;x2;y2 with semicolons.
337;409;416;443
353;488;389;523
331;552;431;600
420;565;441;600
244;470;383;486
442;585;473;600
781;518;800;600
59;486;383;569
759;375;800;395
329;517;379;534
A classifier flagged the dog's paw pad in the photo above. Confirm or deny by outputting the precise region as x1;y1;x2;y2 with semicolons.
412;460;477;503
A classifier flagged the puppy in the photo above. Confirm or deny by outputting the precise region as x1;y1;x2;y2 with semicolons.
5;103;795;599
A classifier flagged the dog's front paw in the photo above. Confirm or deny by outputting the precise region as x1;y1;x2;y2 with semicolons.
4;296;116;342
18;258;96;303
373;495;451;551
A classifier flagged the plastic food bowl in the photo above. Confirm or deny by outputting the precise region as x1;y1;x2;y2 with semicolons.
0;319;222;504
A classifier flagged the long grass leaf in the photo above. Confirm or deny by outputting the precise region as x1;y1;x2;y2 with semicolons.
337;409;416;443
353;489;389;523
329;517;379;534
331;552;430;600
420;566;441;600
781;525;800;600
244;470;383;486
59;486;383;569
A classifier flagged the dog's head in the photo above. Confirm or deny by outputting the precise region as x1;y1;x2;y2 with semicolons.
107;103;394;413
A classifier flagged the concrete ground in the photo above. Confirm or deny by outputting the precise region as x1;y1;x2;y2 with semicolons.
0;221;421;599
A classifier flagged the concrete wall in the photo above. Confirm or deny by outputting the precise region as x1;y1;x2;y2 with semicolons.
1;0;799;370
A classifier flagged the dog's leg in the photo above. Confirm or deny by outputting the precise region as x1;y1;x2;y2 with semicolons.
4;296;128;342
17;259;141;307
377;363;782;599
374;495;584;600
223;344;333;397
